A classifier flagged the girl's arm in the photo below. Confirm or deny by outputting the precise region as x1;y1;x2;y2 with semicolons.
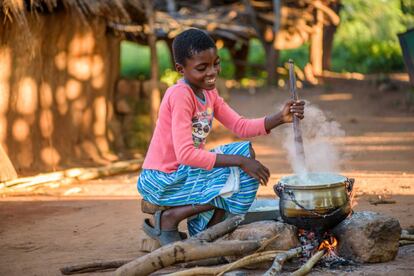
264;100;305;132
213;95;268;138
214;154;270;186
213;94;305;137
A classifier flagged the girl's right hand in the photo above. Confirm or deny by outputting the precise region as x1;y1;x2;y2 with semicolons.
240;157;270;186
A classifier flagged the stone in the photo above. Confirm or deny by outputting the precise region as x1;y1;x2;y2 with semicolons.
220;220;299;269
332;211;401;263
223;220;299;251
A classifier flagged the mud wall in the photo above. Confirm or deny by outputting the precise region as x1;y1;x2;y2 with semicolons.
0;11;121;175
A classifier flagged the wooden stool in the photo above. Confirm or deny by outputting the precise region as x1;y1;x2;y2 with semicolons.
139;200;172;252
141;199;172;214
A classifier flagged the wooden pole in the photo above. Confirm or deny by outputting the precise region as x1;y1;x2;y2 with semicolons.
288;60;306;172
0;144;17;182
145;0;161;130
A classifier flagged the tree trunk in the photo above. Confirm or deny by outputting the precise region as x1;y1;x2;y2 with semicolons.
309;2;324;76
229;42;249;80
322;2;341;71
145;0;161;130
264;42;279;86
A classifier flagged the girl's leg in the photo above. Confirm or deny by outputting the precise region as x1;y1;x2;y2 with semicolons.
206;208;226;228
151;204;216;230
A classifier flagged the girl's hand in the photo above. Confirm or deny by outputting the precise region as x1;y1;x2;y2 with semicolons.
281;100;305;123
240;157;270;186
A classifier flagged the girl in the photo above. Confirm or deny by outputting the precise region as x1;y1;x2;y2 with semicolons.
138;28;305;245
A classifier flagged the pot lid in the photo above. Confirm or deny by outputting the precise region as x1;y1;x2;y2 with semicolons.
279;172;347;187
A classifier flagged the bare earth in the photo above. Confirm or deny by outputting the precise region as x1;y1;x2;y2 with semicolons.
1;77;413;275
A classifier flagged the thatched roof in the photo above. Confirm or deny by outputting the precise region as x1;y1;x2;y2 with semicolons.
110;0;340;50
2;0;340;50
0;0;146;26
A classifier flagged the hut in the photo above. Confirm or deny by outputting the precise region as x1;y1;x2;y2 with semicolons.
0;0;146;174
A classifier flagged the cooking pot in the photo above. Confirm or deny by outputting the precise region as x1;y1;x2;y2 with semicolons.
274;172;354;233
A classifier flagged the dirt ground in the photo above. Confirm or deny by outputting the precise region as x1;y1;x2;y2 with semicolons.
1;76;414;275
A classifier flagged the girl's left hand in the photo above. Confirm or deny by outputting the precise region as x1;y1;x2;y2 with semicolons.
281;100;305;123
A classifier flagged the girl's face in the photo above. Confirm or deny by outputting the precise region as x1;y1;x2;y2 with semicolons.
175;48;221;93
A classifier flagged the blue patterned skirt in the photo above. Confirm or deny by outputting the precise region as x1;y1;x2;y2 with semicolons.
137;141;259;236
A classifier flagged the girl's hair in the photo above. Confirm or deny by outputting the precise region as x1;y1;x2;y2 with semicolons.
172;28;216;66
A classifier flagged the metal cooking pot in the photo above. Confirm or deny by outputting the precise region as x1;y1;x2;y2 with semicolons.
274;172;354;233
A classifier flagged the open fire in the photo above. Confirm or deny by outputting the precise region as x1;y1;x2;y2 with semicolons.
298;229;353;269
318;235;338;254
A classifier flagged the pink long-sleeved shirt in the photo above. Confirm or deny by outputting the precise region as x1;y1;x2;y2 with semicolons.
142;80;268;173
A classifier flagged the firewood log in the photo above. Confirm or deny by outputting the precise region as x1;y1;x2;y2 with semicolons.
115;215;263;276
291;249;325;276
263;246;303;276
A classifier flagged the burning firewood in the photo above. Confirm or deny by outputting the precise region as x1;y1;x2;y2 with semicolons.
291;249;325;276
263;246;303;276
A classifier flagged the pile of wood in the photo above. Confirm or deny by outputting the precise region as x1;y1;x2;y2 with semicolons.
60;216;324;276
59;211;409;275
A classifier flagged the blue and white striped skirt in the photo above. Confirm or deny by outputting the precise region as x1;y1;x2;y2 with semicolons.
137;141;260;236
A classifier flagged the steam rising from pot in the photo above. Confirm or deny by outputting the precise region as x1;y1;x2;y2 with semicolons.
282;102;345;177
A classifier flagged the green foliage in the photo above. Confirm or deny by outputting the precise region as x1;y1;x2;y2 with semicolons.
247;39;266;65
331;0;414;73
120;41;172;79
279;44;309;69
160;69;181;86
218;47;235;79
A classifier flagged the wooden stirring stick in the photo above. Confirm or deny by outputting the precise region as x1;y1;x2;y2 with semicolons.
288;59;306;171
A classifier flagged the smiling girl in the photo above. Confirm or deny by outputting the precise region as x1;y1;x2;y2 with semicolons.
138;28;304;245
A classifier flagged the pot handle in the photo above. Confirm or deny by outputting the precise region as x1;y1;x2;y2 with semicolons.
286;190;347;219
273;182;284;197
345;178;355;194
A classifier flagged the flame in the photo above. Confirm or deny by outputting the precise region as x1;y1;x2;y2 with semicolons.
318;236;338;254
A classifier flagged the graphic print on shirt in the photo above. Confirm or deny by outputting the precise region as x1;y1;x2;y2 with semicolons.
192;107;213;148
